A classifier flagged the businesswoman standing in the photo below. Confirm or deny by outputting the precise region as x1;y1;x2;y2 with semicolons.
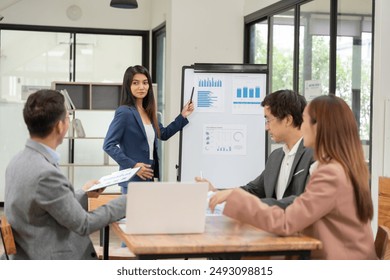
215;95;376;259
104;65;194;194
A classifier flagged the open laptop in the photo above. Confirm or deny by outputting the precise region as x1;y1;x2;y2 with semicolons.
123;182;209;234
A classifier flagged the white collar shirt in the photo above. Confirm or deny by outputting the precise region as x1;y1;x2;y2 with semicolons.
275;138;302;200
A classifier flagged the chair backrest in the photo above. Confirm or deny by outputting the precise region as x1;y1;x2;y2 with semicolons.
378;176;390;228
0;215;17;258
375;225;390;260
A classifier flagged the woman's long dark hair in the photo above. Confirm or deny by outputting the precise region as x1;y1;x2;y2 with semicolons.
308;95;373;222
120;65;160;137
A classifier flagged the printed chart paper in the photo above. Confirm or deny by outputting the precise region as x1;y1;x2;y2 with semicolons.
88;167;140;191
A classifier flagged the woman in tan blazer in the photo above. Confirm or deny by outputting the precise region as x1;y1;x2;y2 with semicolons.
212;95;376;260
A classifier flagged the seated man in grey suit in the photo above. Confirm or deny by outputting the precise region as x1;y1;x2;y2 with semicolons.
3;89;126;260
199;89;314;211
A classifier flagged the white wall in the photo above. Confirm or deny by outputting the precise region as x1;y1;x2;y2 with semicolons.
150;0;170;29
244;0;278;15
163;0;247;181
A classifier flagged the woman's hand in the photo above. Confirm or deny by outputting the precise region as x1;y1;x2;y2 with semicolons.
134;162;154;180
181;101;194;118
195;176;217;192
209;189;233;213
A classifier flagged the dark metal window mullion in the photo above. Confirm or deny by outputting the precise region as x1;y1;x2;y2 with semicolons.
368;0;376;175
293;5;300;93
329;0;338;95
72;33;76;82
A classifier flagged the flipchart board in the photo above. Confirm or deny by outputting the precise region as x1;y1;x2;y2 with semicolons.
178;63;268;189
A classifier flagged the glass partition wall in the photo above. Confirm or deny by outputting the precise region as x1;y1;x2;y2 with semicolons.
269;10;295;92
300;0;331;96
0;26;148;201
75;33;143;83
336;0;372;149
0;28;147;100
248;20;268;65
245;0;373;164
0;30;71;101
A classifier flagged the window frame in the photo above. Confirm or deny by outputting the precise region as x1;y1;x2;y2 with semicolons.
243;0;374;171
0;23;150;82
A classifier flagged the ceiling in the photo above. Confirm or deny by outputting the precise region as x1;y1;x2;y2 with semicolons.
0;0;22;12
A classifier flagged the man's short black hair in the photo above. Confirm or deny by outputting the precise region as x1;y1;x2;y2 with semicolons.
261;89;307;128
23;89;66;137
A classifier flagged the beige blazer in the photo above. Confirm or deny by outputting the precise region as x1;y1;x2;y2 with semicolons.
224;160;377;260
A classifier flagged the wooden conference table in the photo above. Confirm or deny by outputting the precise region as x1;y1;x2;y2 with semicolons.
108;215;322;260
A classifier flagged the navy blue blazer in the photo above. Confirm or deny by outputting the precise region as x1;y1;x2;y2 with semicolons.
103;105;189;184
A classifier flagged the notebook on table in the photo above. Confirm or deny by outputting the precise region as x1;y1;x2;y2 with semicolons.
122;182;208;234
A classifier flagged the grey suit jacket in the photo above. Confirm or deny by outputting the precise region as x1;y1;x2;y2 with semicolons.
241;141;314;209
4;139;127;260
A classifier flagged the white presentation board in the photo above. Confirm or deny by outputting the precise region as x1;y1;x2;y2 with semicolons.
178;64;267;189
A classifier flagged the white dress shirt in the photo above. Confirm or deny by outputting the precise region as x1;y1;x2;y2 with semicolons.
275;138;303;200
143;124;155;160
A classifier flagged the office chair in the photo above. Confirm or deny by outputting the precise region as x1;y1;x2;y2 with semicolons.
0;215;16;260
375;225;390;260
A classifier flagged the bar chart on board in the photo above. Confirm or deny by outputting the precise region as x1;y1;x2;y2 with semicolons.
195;75;225;112
232;76;264;114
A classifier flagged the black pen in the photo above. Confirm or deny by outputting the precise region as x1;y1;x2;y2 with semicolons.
189;87;194;104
